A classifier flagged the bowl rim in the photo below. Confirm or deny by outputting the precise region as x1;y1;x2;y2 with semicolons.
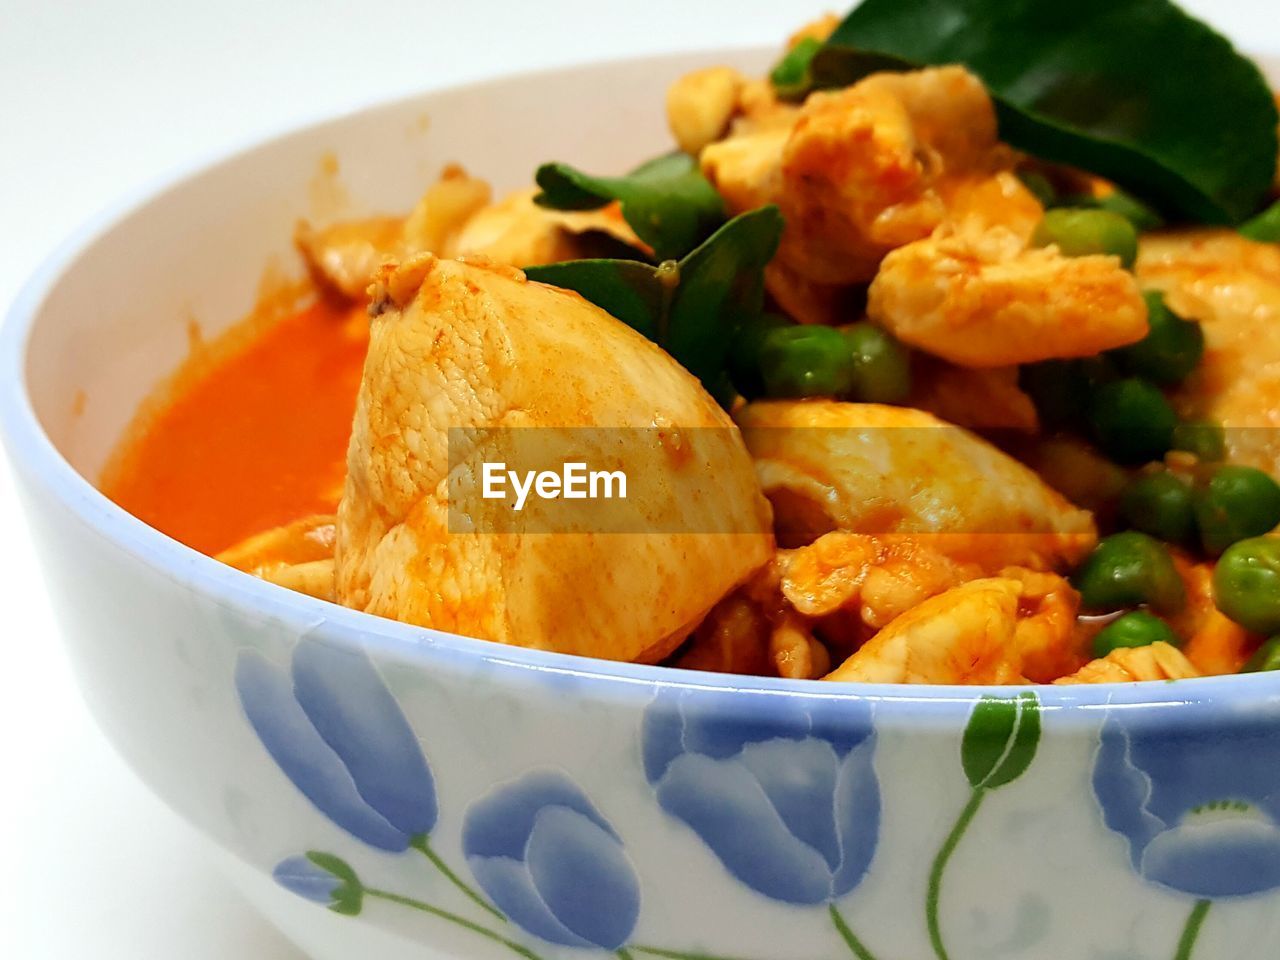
3;46;1277;716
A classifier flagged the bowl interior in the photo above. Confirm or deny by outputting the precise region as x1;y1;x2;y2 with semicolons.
20;47;769;481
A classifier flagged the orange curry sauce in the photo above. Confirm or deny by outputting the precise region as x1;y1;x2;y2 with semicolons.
105;300;369;555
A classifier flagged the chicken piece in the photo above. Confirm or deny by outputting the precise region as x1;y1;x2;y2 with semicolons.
295;217;404;299
699;67;1040;323
773;67;1002;286
1172;560;1257;676
1138;229;1280;474
781;531;983;631
700;125;790;214
336;254;773;664
667;67;744;155
401;165;495;257
450;188;641;266
941;171;1046;243
297;168;641;299
868;221;1148;367
217;515;337;601
737;400;1097;568
908;355;1039;432
999;566;1086;682
1054;642;1200;685
666;595;772;676
777;530;1083;679
296;165;491;298
770;613;832;680
824;578;1029;684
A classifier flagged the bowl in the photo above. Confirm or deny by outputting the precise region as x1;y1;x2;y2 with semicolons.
4;47;1280;960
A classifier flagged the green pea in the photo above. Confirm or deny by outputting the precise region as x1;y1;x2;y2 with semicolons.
1119;470;1195;544
760;324;856;398
769;36;822;101
1073;531;1186;614
1117;292;1204;385
1171;420;1226;462
1032;208;1139;269
1089;378;1177;465
1193;465;1280;555
1214;537;1280;635
842;322;911;404
1055;190;1165;232
1021;356;1118;432
1092;611;1179;658
1242;636;1280;673
729;312;791;399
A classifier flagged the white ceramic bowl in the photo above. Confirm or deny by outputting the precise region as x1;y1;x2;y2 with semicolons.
5;48;1280;960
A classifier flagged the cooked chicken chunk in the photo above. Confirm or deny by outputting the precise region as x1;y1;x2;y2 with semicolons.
868;221;1148;366
217;514;337;601
908;355;1039;432
297;165;490;298
335;255;773;663
297;167;640;298
780;531;983;631
449;188;640;266
824;578;1031;684
775;67;1003;285
1054;642;1199;684
700;66;1029;319
774;532;1082;679
1172;560;1257;675
737;400;1096;568
667;594;772;676
667;67;744;155
1138;229;1280;473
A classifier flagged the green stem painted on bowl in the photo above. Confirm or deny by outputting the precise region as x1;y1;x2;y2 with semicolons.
926;786;987;960
365;888;543;960
616;949;637;960
829;904;880;960
410;834;505;922
1173;899;1212;960
632;945;768;960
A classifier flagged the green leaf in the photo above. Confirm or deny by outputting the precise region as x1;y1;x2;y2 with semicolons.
1241;199;1280;243
809;0;1279;224
306;851;364;916
525;206;783;400
524;258;675;340
534;152;727;260
961;691;1042;790
770;36;823;101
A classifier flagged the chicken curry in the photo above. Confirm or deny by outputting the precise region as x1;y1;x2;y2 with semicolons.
105;2;1280;685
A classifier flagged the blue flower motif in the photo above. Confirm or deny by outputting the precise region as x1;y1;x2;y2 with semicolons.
1093;710;1280;898
462;770;641;950
273;854;364;914
274;855;342;904
235;638;437;852
643;689;880;905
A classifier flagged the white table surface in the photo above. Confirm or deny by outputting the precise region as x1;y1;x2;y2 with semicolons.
0;1;1275;956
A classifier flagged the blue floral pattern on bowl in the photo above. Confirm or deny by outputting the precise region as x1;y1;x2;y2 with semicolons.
234;635;1267;960
462;770;641;951
1093;708;1280;954
642;688;880;907
236;639;437;851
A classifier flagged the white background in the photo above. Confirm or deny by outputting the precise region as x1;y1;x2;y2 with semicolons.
0;1;1275;956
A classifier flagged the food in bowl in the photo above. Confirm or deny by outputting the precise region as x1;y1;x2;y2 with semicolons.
103;0;1280;686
